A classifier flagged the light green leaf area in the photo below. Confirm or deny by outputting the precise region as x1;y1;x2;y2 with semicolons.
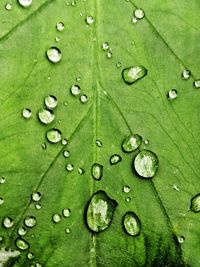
0;0;199;266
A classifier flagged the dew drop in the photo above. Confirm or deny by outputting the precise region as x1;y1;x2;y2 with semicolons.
132;17;138;24
78;168;85;175
182;69;190;80
122;134;142;152
66;163;74;172
172;184;180;191
70;84;81;96
62;139;68;145
134;8;145;19
15;238;29;250
194;80;200;88
0;237;3;242
116;62;122;68
46;47;62;63
125;197;131;203
144;139;149;145
55;36;61;42
18;0;32;8
63;150;70;158
102;42;109;51
91;163;103;180
46;129;62;143
44;95;57;109
168;89;177;100
27;252;34;260
122;66;147;85
76;76;81;82
106;51;112;59
38;109;54;124
190;193;200;213
3;217;14;228
123;185;130;193
62;208;71;218
31;192;41;202
86;16;94;25
110;154;122;165
52;214;61;223
178;236;185;244
80;95;88;103
0;197;4;205
71;1;76;6
56;22;65;32
65;227;71;234
35;203;41;210
96;140;103;147
42;143;47;150
24;216;36;228
22;108;32;119
5;3;12;10
0;177;6;184
134;150;159;178
86;190;118;233
18;226;27;236
123;211;141;236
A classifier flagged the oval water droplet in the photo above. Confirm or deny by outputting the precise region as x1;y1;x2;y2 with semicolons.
125;196;131;202
134;8;145;19
0;197;4;205
15;238;29;250
65;227;71;234
5;3;12;10
168;89;177;100
122;134;142;152
44;95;57;109
78;168;85;175
123;185;130;193
46;129;62;143
182;69;190;80
62;138;68;145
42;142;47;150
3;217;14;228
18;226;27;236
35;203;41;210
91;163;103;180
31;192;41;202
134;150;159;178
86;190;118;233
56;22;65;32
132;17;138;24
178;236;185;244
194;80;200;88
52;214;61;223
18;0;32;8
122;66;147;85
70;84;81;96
123;211;141;236
0;177;6;184
144;139;149;145
27;252;34;260
95;140;103;147
22;108;32;119
66;163;74;172
71;1;76;6
86;16;94;25
102;42;109;51
46;47;62;63
106;51;112;59
38;109;54;124
63;150;70;158
110;154;122;165
62;208;71;218
24;216;36;228
80;95;88;103
190;193;200;213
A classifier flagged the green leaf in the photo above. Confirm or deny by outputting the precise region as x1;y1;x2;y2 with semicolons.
0;0;199;266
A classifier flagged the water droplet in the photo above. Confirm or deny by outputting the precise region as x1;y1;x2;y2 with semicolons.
172;184;180;191
46;129;62;143
52;214;61;223
86;190;118;233
80;94;88;103
123;212;141;236
3;217;14;228
168;89;177;100
63;150;70;158
123;185;130;193
122;66;147;85
76;76;81;82
55;36;61;42
102;42;109;51
0;237;3;242
27;252;34;260
62;208;71;218
106;51;112;59
46;47;62;63
70;84;81;96
35;203;41;210
18;0;32;8
78;168;85;175
134;8;145;19
64;101;68;106
91;163;103;180
0;177;6;184
18;227;27;236
5;3;12;10
132;17;138;24
71;1;76;6
65;227;71;234
24;216;36;228
178;236;185;244
38;109;54;124
110;154;122;165
62;139;68;145
116;62;122;68
0;197;4;205
134;150;159;178
125;196;131;202
66;163;74;172
194;80;200;88
15;238;29;250
190;193;200;213
31;192;41;202
95;140;103;147
122;134;142;152
56;22;65;32
42;143;47;150
35;263;42;267
44;95;57;109
182;69;190;80
144;139;149;145
22;108;32;119
86;16;94;25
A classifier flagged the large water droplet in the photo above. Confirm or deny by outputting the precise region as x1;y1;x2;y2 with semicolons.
86;16;94;25
70;85;81;96
122;66;147;85
22;108;32;119
24;216;36;228
123;211;141;236
182;69;190;80
56;22;65;32
168;89;177;100
110;154;122;165
86;190;118;233
46;47;62;63
46;129;62;143
45;95;57;109
91;163;103;180
134;150;159;178
190;193;200;213
3;217;14;228
134;8;145;19
66;163;74;172
38;109;54;124
18;226;27;236
15;238;29;250
52;214;61;223
122;134;142;152
18;0;32;8
31;192;41;202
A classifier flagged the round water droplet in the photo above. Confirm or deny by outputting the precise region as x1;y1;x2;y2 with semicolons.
168;89;177;100
31;192;41;202
18;227;27;236
62;139;68;145
122;134;142;152
116;62;122;68
86;16;94;25
56;22;65;32
144;139;149;145
27;252;34;260
3;217;14;228
0;197;4;205
106;51;112;59
63;150;70;158
182;69;190;80
132;17;138;24
0;177;6;184
78;168;85;175
102;42;109;51
70;85;81;96
110;154;122;165
35;203;41;210
86;190;118;233
194;80;200;88
66;163;74;172
134;8;145;19
18;0;32;8
80;95;88;103
24;216;36;228
123;185;130;193
134;150;159;178
44;95;57;109
22;108;32;119
62;208;71;218
38;109;54;124
125;196;131;202
190;193;200;213
123;211;141;236
65;227;71;234
52;214;61;223
91;163;103;180
122;66;147;85
96;140;103;147
46;129;62;143
178;236;185;244
15;238;29;250
5;3;12;10
46;47;62;63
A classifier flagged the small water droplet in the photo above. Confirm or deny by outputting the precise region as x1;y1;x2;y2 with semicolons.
91;163;103;180
0;177;6;184
35;263;42;267
78;168;85;175
63;150;70;158
44;95;57;109
46;47;62;63
31;192;41;202
22;108;32;119
182;69;190;80
27;252;34;260
0;237;3;242
70;84;81;96
134;150;159;178
46;129;62;143
35;203;41;210
42;142;47;150
190;193;200;213
56;22;65;32
168;89;177;100
18;0;32;8
102;42;109;51
55;36;61;42
65;227;71;234
132;16;138;24
76;76;81;82
52;214;61;223
86;16;94;25
123;211;141;236
134;8;145;19
125;196;131;202
106;51;112;59
144;139;149;145
80;94;88;103
5;3;12;10
71;1;76;6
116;62;122;68
110;154;122;165
66;163;74;172
62;139;68;145
38;109;54;124
194;80;200;88
178;236;185;244
122;66;147;85
18;227;27;236
123;185;130;193
15;238;29;250
62;208;71;218
3;217;14;228
172;184;180;191
24;216;36;228
86;190;118;232
122;134;142;152
96;140;103;147
0;197;4;205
